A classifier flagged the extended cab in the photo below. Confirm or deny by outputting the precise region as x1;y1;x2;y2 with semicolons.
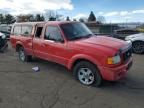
10;21;133;86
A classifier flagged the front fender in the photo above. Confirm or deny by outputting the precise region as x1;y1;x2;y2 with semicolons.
130;37;144;42
67;54;102;70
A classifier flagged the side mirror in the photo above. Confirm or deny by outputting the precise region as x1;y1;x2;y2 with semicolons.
54;38;64;43
58;38;64;43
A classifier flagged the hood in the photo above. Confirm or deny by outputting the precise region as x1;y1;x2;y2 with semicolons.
75;36;128;51
0;32;6;39
126;33;144;38
125;33;144;42
0;32;4;37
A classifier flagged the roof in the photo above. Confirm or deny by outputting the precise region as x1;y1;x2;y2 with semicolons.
13;21;46;26
13;21;79;26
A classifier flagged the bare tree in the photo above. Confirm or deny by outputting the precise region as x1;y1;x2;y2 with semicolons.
45;10;63;21
73;19;77;21
16;14;31;22
97;16;106;24
79;18;85;22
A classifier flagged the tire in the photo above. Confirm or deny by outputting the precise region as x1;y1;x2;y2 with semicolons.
18;47;32;62
0;44;8;53
132;41;144;54
73;61;102;87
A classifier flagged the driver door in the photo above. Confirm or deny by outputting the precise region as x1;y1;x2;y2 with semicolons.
42;25;68;66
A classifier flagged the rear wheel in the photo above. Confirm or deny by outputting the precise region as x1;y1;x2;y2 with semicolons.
18;47;32;62
73;61;102;87
132;41;144;54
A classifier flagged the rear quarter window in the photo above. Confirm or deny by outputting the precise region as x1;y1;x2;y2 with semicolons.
13;25;33;36
13;26;21;36
21;25;33;36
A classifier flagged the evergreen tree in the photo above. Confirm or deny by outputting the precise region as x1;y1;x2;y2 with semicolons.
66;16;70;21
49;17;56;21
35;14;45;21
4;14;16;24
88;11;96;22
0;14;4;24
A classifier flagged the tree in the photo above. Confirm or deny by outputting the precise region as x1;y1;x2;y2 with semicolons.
97;16;106;24
16;14;45;22
0;14;4;24
88;11;96;22
45;10;56;21
16;14;30;22
35;14;45;21
56;14;63;21
66;16;70;21
49;17;56;21
79;18;85;22
45;10;63;21
40;15;45;21
4;14;15;24
73;19;77;21
28;14;35;22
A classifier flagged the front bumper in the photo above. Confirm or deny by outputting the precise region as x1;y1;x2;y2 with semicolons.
98;57;133;81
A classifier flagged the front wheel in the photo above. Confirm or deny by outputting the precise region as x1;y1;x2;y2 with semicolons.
73;61;102;87
132;41;144;54
18;47;32;62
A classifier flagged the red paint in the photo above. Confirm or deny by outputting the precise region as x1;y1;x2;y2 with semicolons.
10;21;132;81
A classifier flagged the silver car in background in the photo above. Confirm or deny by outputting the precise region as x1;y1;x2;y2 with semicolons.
125;33;144;54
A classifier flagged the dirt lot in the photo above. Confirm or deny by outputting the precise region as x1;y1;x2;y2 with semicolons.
0;44;144;108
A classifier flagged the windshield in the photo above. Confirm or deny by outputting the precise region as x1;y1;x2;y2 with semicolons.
60;22;93;40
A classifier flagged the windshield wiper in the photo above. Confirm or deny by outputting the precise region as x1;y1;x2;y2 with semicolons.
69;34;93;40
70;36;84;40
84;34;93;38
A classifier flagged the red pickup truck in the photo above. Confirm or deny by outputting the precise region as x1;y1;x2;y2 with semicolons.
10;21;133;86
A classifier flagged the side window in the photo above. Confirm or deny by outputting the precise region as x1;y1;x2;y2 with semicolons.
21;25;32;36
13;26;21;36
45;26;63;42
35;27;43;38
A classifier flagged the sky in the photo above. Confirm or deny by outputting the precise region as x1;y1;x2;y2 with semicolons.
0;0;144;23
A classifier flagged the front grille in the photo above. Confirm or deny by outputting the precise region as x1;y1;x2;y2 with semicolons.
123;47;132;62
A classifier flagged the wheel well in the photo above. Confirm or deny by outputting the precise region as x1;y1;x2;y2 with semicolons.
16;44;23;52
72;59;97;70
132;40;144;44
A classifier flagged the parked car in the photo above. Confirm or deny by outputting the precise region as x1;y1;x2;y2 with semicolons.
10;21;133;86
0;25;12;39
125;33;144;54
0;32;8;52
114;29;140;40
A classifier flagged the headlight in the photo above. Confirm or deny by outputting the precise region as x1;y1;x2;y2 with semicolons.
2;35;6;39
107;55;121;65
125;36;134;41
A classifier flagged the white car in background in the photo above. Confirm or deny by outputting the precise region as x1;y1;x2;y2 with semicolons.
125;33;144;54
